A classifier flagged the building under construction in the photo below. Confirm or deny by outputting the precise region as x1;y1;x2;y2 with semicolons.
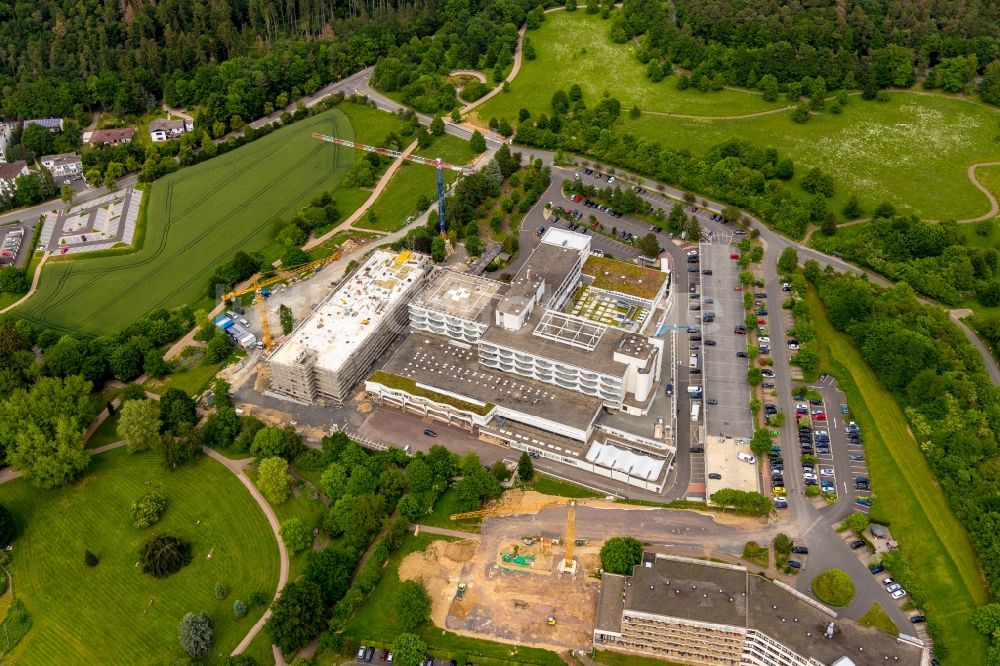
594;553;926;666
267;249;431;405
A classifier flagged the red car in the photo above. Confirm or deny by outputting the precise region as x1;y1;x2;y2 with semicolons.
730;253;739;260
757;318;767;325
573;194;583;203
813;412;827;421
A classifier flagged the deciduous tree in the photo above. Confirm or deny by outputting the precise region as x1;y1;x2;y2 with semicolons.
118;399;162;453
600;536;643;574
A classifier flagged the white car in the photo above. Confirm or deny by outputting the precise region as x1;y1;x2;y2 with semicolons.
820;468;835;476
882;577;895;586
891;589;907;600
687;249;699;256
788;342;800;350
803;472;817;481
759;336;771;345
762;369;775;377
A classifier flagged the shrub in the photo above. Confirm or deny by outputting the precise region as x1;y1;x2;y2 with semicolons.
178;610;214;659
812;568;856;606
0;505;15;546
84;550;99;567
215;582;229;599
130;492;168;528
247;590;269;607
233;599;248;618
140;534;193;578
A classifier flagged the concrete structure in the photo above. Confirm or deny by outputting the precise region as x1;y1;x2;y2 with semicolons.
82;128;137;145
363;229;676;492
24;118;63;132
149;118;193;142
0;124;11;163
594;553;925;666
268;249;431;405
0;161;29;195
40;153;83;179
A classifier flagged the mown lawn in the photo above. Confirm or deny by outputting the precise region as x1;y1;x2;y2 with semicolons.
0;448;279;664
16;102;407;336
358;134;476;232
338;533;563;666
806;286;988;660
475;11;785;124
622;91;1000;222
595;649;688;666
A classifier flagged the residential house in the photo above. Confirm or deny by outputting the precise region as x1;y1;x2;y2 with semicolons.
24;118;64;132
149;118;193;142
82;128;137;145
0;124;11;163
0;161;29;195
41;153;83;180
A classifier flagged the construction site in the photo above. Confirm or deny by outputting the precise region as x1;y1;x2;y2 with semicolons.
400;491;619;652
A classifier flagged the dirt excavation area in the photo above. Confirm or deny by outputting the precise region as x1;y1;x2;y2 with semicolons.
399;536;601;652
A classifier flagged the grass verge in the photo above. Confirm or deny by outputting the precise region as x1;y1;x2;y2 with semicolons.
858;603;900;637
527;474;604;499
806;286;987;656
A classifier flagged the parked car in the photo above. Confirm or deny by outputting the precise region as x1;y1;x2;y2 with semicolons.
850;540;867;550
790;546;809;555
737;351;748;358
911;615;926;624
820;468;835;476
856;497;872;507
690;447;704;453
891;589;907;600
786;560;801;569
366;647;376;662
762;369;775;377
359;647;368;660
870;565;885;574
704;339;717;346
706;398;718;405
708;472;722;480
803;472;817;481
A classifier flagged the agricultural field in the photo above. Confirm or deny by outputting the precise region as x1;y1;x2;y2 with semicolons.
358;134;478;232
15;103;406;336
622;92;1000;221
0;448;280;664
474;11;786;123
806;287;988;659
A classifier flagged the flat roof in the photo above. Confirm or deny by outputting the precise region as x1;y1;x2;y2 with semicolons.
410;268;505;321
583;255;667;301
541;226;591;251
595;572;626;633
269;250;428;372
513;242;581;304
382;332;603;431
481;305;628;377
748;576;922;665
625;556;748;627
616;555;924;666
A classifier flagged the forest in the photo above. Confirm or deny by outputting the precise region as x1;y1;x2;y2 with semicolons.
619;0;1000;101
809;265;1000;604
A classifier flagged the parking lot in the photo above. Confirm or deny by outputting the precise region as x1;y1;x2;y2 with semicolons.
813;375;871;513
699;243;753;439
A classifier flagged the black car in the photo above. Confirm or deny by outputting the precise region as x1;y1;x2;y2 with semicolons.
366;647;375;662
849;540;866;550
702;314;715;323
708;472;722;480
423;429;437;437
790;546;809;555
707;398;718;405
755;292;767;298
702;269;713;275
786;560;802;569
690;335;702;341
910;615;926;624
771;478;784;487
690;447;704;453
704;339;717;346
737;351;748;358
690;368;702;375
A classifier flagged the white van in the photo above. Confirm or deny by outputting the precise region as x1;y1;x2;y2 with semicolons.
737;452;756;464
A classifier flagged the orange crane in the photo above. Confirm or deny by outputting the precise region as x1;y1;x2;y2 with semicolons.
221;251;347;351
451;495;608;575
312;132;473;234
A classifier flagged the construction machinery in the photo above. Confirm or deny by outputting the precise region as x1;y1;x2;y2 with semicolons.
450;495;608;575
312;132;473;234
221;250;349;351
